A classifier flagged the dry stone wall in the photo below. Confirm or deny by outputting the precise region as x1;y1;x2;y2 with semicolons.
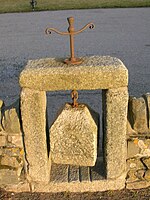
0;92;150;190
127;93;150;189
0;99;25;185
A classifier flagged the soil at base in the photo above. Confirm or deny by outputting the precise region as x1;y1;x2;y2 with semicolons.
0;187;150;200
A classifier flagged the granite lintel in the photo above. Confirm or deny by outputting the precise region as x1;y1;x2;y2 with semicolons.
19;56;128;91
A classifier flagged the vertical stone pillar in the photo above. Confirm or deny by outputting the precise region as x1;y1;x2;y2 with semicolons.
21;88;50;182
103;87;128;179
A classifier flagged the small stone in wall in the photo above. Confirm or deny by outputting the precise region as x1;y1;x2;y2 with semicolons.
133;138;150;157
144;169;150;181
127;158;145;170
2;99;21;134
127;120;137;135
126;180;150;190
0;135;7;147
0;147;24;178
2;147;23;157
0;148;3;155
128;96;148;134
127;139;140;158
126;169;139;182
142;157;150;169
135;169;146;180
0;155;20;168
7;135;23;148
0;169;19;185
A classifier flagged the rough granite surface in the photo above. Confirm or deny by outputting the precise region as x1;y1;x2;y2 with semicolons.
128;96;148;134
31;173;126;193
144;93;150;131
21;88;50;182
50;103;98;166
102;87;128;179
19;56;128;91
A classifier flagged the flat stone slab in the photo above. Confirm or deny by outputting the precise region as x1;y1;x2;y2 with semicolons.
19;56;128;91
49;157;105;184
32;177;125;193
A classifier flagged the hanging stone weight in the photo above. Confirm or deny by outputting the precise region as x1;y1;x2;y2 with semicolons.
50;103;99;167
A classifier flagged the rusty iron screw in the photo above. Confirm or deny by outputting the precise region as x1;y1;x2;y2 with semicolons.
71;90;78;108
45;17;95;65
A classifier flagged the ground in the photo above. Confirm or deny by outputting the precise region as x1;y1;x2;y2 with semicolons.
0;187;150;200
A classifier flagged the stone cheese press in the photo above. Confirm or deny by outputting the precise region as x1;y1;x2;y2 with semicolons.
20;16;128;186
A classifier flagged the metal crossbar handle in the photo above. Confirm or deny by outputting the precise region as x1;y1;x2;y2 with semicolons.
45;17;95;65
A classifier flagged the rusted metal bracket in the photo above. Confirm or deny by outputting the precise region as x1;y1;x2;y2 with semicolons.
71;90;78;107
45;17;95;65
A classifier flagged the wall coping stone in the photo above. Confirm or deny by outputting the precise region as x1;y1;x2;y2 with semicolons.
19;56;128;91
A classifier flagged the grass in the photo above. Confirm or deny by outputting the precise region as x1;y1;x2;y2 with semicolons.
0;0;150;13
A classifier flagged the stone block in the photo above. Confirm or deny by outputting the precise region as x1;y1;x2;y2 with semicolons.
50;103;98;166
0;155;20;168
2;147;22;157
2;100;21;134
19;56;128;91
128;96;148;134
127;120;137;135
3;181;30;192
8;134;23;148
21;88;50;182
126;169;139;182
0;169;19;185
126;168;146;183
127;140;140;158
127;158;145;171
102;87;128;179
144;169;150;181
0;148;3;155
133;138;150;157
142;157;150;169
0;135;7;147
0;147;24;178
136;169;146;180
126;180;150;190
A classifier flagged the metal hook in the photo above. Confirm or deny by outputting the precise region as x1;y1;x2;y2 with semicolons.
71;90;78;107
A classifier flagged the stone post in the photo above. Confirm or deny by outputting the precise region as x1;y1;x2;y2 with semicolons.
21;88;50;182
103;87;128;179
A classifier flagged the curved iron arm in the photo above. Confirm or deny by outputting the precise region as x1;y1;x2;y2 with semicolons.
45;28;69;36
45;23;95;36
73;22;95;35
